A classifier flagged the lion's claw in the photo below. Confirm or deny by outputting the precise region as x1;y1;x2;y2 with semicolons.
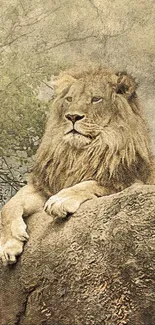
3;252;16;265
14;232;29;242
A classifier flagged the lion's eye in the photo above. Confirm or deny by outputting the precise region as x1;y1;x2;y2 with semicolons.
91;97;103;104
65;96;72;103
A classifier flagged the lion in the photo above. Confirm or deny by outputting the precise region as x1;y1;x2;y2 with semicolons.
0;67;154;265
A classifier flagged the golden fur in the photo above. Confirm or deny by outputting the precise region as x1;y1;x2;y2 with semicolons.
0;66;154;265
31;67;153;195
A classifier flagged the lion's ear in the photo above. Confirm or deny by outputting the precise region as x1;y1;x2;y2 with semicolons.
115;72;137;99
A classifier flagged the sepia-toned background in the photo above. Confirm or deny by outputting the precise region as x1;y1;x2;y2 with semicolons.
0;0;155;206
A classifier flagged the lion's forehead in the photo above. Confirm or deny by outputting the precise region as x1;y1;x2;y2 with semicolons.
67;78;111;100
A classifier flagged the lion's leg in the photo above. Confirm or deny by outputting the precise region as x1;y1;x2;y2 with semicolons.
44;180;110;218
0;184;46;265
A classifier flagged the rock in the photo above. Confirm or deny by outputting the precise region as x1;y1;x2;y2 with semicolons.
0;184;155;325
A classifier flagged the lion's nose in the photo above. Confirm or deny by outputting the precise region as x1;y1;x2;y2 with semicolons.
65;113;85;124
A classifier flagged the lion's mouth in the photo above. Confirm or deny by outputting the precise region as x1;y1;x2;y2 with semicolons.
63;128;92;147
65;129;90;138
67;129;79;135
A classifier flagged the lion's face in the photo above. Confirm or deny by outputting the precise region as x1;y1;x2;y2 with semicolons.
50;69;138;149
62;77;113;148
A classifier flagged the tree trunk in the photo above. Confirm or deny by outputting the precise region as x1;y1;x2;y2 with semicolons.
0;184;155;325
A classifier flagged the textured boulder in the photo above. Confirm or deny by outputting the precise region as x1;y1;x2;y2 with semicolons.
0;184;155;325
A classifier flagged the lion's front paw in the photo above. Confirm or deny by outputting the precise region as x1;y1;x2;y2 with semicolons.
0;218;29;265
44;193;80;219
0;238;24;266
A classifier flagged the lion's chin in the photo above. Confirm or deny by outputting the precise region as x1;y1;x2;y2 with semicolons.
63;133;91;148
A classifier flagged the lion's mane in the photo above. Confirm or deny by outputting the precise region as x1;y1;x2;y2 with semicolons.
31;67;153;196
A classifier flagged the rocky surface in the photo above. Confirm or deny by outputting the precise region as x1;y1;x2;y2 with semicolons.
0;184;155;325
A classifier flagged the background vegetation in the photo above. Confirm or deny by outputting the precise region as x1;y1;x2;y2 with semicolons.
0;80;49;206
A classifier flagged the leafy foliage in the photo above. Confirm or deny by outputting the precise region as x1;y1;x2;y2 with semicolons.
0;78;50;207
